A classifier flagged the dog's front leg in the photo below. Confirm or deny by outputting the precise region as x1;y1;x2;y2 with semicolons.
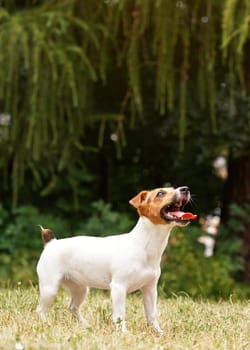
110;281;127;332
141;281;163;333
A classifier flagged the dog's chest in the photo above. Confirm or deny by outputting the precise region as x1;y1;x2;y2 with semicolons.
113;250;161;293
126;265;160;293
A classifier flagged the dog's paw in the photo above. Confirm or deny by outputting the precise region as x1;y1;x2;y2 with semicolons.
79;317;90;329
113;319;127;333
148;321;164;334
36;306;47;322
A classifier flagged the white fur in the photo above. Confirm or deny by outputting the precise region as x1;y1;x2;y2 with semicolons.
37;187;190;332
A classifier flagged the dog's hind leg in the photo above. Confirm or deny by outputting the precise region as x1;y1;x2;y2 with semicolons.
37;281;60;321
63;280;89;325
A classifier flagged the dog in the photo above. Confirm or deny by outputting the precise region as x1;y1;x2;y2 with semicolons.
36;186;196;332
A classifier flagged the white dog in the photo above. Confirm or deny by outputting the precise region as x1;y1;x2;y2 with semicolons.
36;186;196;332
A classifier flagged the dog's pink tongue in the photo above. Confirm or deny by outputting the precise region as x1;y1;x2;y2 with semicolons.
171;211;197;220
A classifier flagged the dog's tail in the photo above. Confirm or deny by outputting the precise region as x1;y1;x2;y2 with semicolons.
38;225;55;244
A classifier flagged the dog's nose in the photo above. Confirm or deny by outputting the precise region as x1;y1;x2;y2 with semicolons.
179;186;190;194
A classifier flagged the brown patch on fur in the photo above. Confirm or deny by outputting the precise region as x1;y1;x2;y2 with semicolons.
129;187;176;225
38;225;55;244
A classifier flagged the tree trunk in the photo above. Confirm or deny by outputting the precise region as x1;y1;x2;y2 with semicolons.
221;149;250;282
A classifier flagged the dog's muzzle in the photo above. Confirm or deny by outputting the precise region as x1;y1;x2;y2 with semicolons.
160;187;197;224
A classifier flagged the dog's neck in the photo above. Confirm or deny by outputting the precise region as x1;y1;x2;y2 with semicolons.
131;216;175;265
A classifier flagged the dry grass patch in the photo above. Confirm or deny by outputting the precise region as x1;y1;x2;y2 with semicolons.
0;285;250;350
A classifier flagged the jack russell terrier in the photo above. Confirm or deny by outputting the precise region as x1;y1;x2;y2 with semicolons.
36;186;197;332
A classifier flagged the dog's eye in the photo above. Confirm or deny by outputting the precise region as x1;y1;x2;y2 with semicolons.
156;191;166;198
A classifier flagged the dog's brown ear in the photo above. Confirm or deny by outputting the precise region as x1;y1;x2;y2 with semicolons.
129;191;148;208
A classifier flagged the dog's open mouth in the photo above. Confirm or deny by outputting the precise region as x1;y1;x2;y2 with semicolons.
160;198;197;224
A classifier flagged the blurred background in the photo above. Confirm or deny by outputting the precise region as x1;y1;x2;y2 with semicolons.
0;0;249;298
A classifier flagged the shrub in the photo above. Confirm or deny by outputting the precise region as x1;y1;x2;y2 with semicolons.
75;200;133;236
0;205;70;283
160;224;249;299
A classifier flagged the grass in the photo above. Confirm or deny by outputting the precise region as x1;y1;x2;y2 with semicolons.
0;284;250;350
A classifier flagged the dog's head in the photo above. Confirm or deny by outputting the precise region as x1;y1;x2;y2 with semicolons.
129;186;197;226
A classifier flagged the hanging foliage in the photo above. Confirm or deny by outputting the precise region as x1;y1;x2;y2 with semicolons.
0;0;249;206
103;0;250;142
0;1;105;206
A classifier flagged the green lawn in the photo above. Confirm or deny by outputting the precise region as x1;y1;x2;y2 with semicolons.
0;285;249;350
